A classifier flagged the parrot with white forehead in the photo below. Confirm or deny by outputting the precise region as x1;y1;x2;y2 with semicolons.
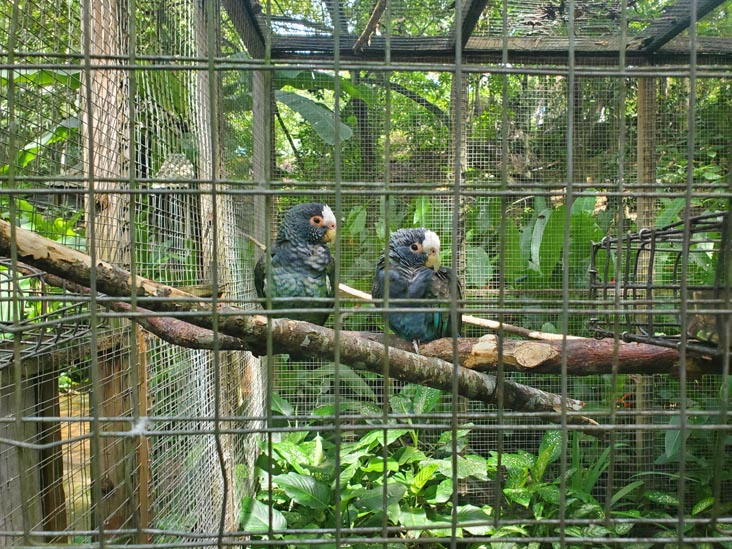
372;227;462;348
254;202;336;325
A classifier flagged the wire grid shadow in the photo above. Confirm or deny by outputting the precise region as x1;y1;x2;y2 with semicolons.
1;0;732;547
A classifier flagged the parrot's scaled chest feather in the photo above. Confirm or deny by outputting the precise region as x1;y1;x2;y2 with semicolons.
254;202;336;326
268;243;333;299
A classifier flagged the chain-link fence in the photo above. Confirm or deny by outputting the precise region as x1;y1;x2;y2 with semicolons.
2;0;732;546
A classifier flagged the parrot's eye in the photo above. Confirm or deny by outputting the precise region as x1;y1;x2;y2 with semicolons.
310;215;323;226
410;243;422;253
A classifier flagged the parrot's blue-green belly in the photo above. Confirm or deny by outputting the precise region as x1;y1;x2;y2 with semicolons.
268;267;331;324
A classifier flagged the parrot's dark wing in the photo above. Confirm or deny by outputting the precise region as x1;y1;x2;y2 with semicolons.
427;266;463;338
253;252;272;299
326;254;336;298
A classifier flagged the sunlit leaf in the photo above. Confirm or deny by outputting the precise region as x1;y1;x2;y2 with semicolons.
0;68;81;88
272;472;331;510
275;90;353;145
645;490;679;507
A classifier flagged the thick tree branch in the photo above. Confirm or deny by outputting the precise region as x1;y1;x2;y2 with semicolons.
352;0;387;52
109;302;249;351
0;219;593;423
422;335;719;376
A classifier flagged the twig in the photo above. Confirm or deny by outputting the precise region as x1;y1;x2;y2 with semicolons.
242;233;266;251
338;282;581;341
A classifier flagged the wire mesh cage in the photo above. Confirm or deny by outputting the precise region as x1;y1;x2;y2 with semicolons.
589;211;732;355
0;259;91;366
2;0;732;546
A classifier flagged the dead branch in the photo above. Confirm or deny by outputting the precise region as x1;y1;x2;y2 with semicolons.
0;219;593;423
352;0;387;51
109;302;249;351
422;335;719;376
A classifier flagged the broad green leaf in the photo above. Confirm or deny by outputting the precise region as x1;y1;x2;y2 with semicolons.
488;451;535;472
573;501;604;518
0;68;81;88
702;170;722;180
360;456;399;473
537;206;567;280
411;463;439;494
275;90;353;145
532;430;562;480
413;196;431;225
503;487;532;508
399;506;429;537
395;446;427;465
239;497;287;532
272;472;331;510
417;513;454;537
350;428;410;451
692;496;715;515
610;480;644;506
352;483;407;513
408;384;442;415
502;219;526;283
314;363;377;401
536;484;560;505
656;198;685;228
139;70;188;116
389;393;412;416
663;415;687;460
1;117;80;175
456;504;493;535
270;440;310;473
275;70;375;104
424;455;487;481
270;393;293;416
571;193;597;215
529;209;552;273
645;490;679;507
466;245;493;288
436;428;472;446
427;478;453;504
345;205;367;237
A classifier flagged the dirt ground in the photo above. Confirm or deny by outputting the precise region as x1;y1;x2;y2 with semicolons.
59;391;90;528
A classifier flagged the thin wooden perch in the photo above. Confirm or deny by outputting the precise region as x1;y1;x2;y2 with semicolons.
0;219;593;423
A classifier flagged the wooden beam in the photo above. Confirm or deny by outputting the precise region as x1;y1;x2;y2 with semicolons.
449;0;490;50
222;0;266;58
636;0;728;54
270;34;732;64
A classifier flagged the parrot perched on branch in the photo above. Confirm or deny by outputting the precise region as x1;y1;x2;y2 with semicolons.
254;202;336;326
372;227;462;349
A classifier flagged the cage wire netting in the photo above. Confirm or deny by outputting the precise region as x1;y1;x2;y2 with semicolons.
1;0;732;546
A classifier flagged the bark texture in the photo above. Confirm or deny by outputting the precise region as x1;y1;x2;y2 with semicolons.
6;219;716;424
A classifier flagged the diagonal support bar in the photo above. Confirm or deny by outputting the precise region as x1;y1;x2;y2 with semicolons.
638;0;727;53
449;0;491;50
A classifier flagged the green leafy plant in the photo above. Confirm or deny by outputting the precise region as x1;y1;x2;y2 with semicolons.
241;390;659;548
492;431;641;545
241;386;495;547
